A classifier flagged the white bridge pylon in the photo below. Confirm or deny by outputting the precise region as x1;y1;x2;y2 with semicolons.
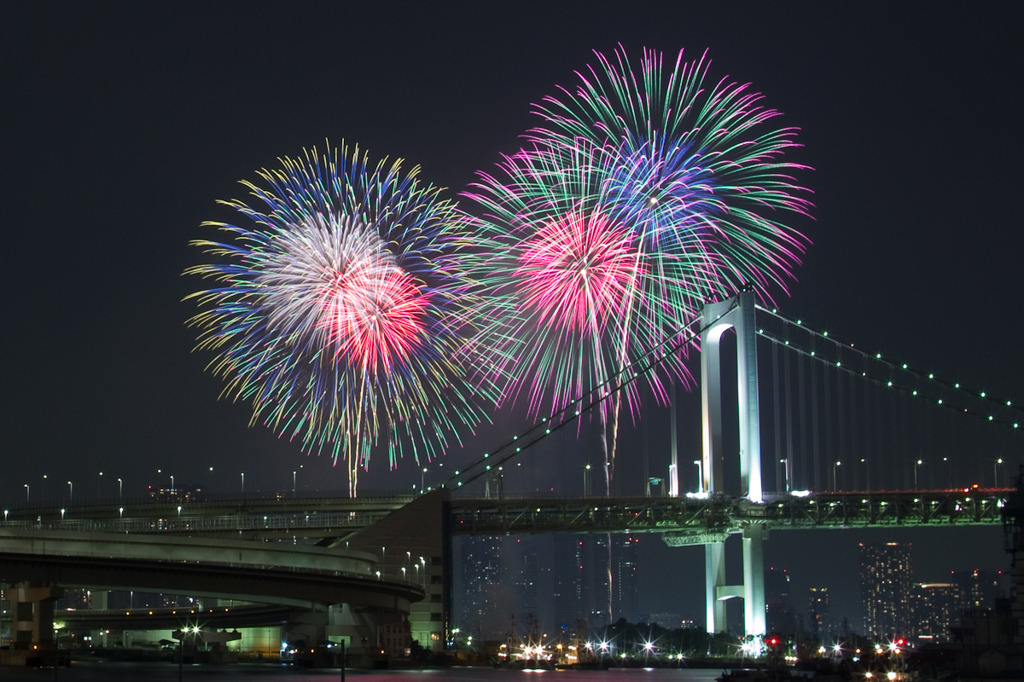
699;290;766;636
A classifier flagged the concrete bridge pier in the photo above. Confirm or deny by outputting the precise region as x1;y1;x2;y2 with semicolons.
0;581;64;666
703;527;767;637
10;581;63;649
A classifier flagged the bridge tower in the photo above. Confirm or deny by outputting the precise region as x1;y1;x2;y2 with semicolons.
699;289;766;636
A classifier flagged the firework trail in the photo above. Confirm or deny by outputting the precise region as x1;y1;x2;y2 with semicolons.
185;143;491;496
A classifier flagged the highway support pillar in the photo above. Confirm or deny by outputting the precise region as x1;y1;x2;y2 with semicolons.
10;581;63;650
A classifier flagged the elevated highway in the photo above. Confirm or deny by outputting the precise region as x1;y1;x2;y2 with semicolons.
0;529;422;609
3;488;1010;542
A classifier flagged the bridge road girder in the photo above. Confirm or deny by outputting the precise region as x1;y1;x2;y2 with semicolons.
448;491;1010;538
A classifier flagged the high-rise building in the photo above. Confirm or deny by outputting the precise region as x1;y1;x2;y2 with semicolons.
914;582;962;641
456;535;505;639
951;568;1005;610
551;537;586;632
766;566;799;634
807;586;832;637
612;536;641;623
859;541;913;639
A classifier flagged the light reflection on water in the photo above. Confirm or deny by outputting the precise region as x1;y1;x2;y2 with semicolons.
0;662;725;681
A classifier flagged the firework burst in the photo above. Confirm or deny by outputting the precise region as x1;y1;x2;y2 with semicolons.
530;45;813;304
465;140;702;426
185;143;490;496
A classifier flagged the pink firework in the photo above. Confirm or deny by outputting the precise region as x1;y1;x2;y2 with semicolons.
517;208;640;335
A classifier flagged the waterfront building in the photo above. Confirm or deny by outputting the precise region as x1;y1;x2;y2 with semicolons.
456;535;504;639
951;568;1006;610
859;541;913;639
913;582;962;642
766;566;798;634
807;586;832;637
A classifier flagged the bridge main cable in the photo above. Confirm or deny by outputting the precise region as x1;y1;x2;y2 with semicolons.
755;305;1023;432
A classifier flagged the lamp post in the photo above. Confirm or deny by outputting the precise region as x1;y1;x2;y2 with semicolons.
780;458;791;493
67;481;73;502
694;459;704;493
292;470;297;494
860;458;869;491
24;484;29;504
583;464;591;497
914;459;923;490
240;472;245;495
994;458;1004;488
117;477;123;500
170;474;175;492
832;461;841;491
98;471;103;499
943;457;951;489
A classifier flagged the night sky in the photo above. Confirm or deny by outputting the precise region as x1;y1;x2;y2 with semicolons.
4;1;1022;630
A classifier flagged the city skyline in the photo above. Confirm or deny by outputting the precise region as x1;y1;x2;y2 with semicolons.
453;527;1009;640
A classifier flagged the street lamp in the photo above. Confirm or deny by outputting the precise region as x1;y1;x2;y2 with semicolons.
832;461;841;491
860;458;869;491
421;467;428;492
98;471;103;499
583;464;591;497
943;457;951;489
994;458;1004;488
24;484;29;504
694;459;704;493
914;459;923;490
780;458;791;493
292;470;297;494
117;477;123;500
170;474;175;491
67;480;73;502
240;472;245;495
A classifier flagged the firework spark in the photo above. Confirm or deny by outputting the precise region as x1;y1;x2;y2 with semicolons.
185;143;490;496
465;140;701;424
529;45;814;303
